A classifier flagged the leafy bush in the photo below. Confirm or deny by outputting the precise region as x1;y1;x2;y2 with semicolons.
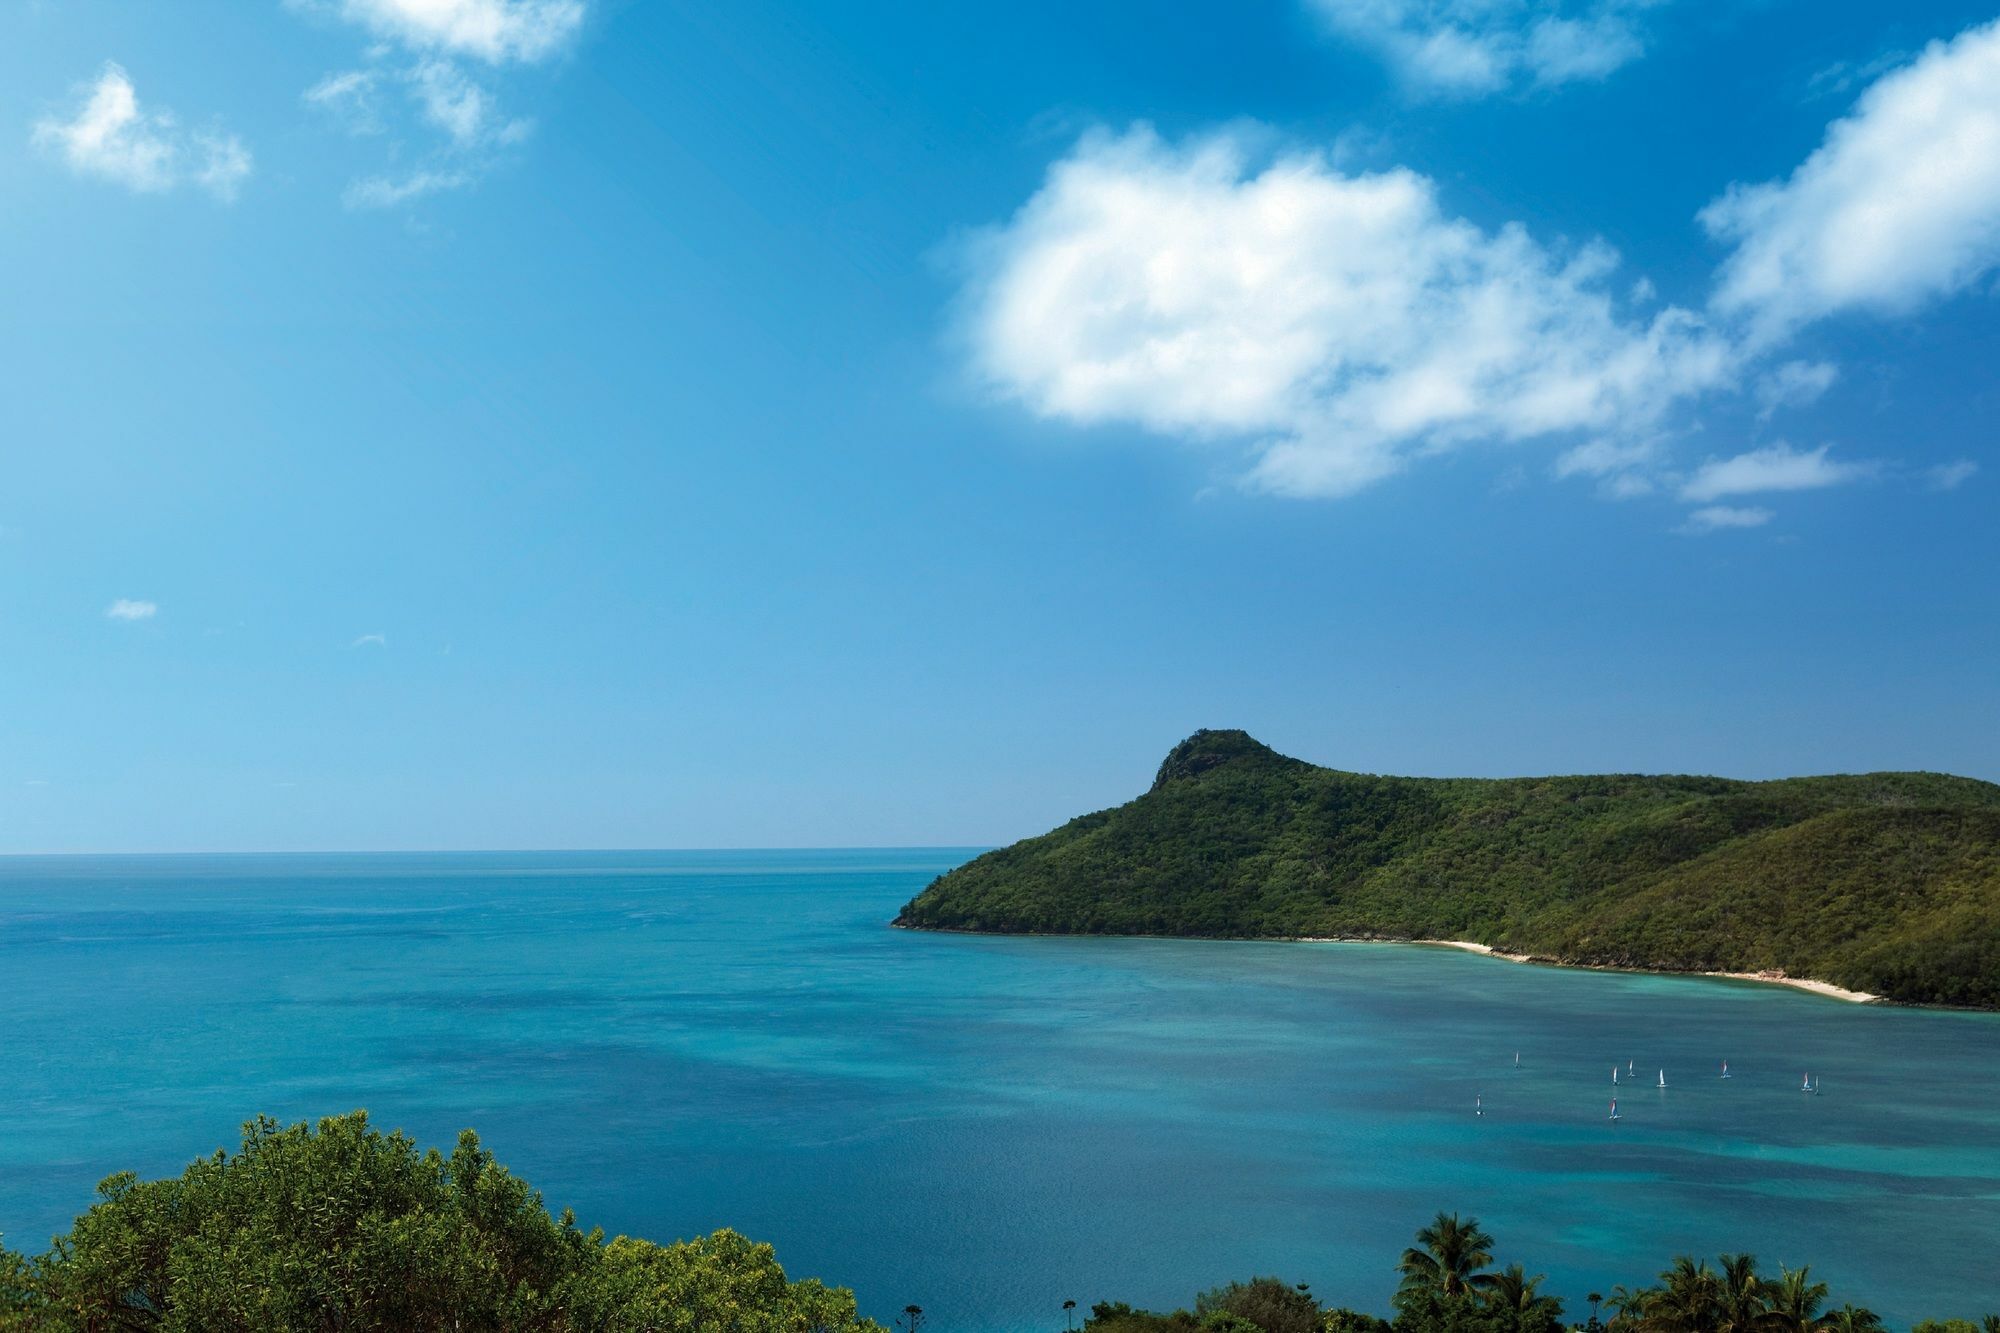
0;1112;880;1333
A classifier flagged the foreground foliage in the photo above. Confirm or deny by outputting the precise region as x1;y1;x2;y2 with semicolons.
1085;1212;1992;1333
895;730;2000;1007
0;1112;878;1333
1;1124;1991;1332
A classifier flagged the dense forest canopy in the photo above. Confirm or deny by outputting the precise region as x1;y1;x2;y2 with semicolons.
895;730;2000;1007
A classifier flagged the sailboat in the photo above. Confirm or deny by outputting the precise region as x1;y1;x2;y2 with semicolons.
1476;1095;1484;1117
1612;1066;1620;1085
1720;1060;1732;1079
1514;1052;1520;1070
1628;1059;1635;1078
1658;1069;1667;1088
1801;1072;1816;1094
1609;1098;1621;1122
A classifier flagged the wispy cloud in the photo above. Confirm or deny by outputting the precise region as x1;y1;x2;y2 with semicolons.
1553;438;1663;498
105;598;158;621
1680;443;1873;504
348;632;389;648
409;58;532;146
304;68;385;133
1925;459;1979;491
960;124;1730;498
297;1;577;208
1679;505;1774;535
33;63;250;201
343;168;473;210
1305;0;1661;97
1754;360;1838;420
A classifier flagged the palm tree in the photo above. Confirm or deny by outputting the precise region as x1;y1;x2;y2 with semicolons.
1645;1257;1726;1333
1820;1304;1884;1333
1716;1253;1778;1333
1397;1211;1497;1296
1485;1263;1562;1321
1604;1284;1651;1330
1765;1265;1827;1333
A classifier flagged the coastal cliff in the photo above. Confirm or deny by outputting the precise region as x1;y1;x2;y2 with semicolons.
894;730;2000;1007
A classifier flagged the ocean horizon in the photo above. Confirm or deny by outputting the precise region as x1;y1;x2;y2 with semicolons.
4;849;1997;1328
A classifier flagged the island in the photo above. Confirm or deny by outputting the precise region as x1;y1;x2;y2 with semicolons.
894;730;2000;1008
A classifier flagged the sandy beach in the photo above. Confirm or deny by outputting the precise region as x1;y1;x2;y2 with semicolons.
1295;936;1882;1004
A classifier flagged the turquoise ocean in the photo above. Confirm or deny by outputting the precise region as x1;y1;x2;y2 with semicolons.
2;850;1996;1326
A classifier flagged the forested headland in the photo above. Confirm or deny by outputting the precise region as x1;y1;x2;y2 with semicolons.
895;731;2000;1007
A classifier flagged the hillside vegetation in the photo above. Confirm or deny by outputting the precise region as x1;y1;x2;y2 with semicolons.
893;731;2000;1007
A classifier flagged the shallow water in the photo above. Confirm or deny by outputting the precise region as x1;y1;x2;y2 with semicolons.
1;850;1996;1327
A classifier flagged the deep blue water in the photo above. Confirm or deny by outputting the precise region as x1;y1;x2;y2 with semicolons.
1;850;1996;1327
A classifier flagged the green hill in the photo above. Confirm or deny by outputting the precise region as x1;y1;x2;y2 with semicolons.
893;730;2000;1007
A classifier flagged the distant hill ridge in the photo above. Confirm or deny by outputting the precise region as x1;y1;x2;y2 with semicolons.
894;730;2000;1008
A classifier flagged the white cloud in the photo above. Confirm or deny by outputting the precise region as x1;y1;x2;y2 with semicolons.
1704;17;2000;340
1679;504;1774;534
328;0;585;64
33;64;250;201
410;58;530;146
299;5;553;209
348;632;388;648
1925;459;1979;491
105;598;158;621
1307;0;1656;96
343;167;472;209
1680;442;1873;503
1754;359;1838;419
412;57;494;142
1554;437;1656;479
960;125;1731;498
1553;437;1661;496
304;69;384;133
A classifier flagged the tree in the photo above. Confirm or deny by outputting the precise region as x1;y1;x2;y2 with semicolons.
1764;1266;1827;1333
1603;1286;1648;1330
16;1112;884;1333
1195;1278;1319;1333
1820;1305;1885;1333
1715;1254;1776;1333
0;1244;40;1333
565;1229;879;1333
1320;1309;1392;1333
1397;1214;1497;1298
35;1112;593;1332
1643;1257;1726;1333
1482;1264;1563;1332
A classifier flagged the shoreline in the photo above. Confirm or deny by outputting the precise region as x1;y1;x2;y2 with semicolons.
896;922;1887;1006
1379;938;1881;1005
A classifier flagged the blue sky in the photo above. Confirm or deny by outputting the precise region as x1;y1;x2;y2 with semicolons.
3;0;1997;852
